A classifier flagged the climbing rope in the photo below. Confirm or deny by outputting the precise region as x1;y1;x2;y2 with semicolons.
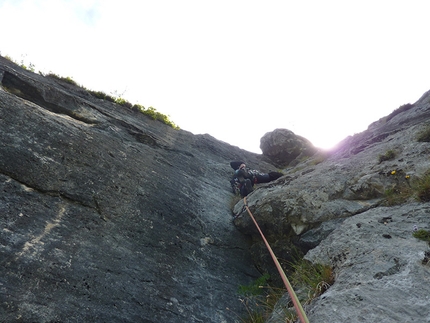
243;197;310;323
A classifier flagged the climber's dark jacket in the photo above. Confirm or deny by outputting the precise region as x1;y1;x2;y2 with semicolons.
230;161;283;197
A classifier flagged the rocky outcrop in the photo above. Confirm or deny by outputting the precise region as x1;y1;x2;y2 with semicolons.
0;56;280;323
234;93;430;322
260;128;317;167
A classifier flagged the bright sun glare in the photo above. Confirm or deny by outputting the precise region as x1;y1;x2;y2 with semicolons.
1;1;429;154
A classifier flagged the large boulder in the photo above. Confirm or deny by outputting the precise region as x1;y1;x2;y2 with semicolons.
259;128;317;167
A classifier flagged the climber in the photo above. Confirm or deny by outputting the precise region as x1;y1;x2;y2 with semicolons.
230;161;283;197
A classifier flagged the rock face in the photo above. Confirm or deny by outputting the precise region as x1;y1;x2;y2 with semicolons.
2;54;430;323
260;128;317;167
0;56;280;323
234;94;430;321
305;203;430;323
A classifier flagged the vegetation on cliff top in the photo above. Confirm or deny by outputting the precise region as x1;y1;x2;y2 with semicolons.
3;54;179;129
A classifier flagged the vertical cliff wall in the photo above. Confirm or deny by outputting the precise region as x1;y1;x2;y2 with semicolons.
0;56;279;323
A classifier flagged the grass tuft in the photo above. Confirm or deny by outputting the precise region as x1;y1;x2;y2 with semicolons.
378;149;396;163
384;186;412;206
413;229;430;242
289;259;334;304
238;273;270;297
416;124;430;142
46;73;79;86
412;171;430;202
236;258;334;322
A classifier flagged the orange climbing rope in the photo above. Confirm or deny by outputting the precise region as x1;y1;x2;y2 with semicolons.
243;197;310;323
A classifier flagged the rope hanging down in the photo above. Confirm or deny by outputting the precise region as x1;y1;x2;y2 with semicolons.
243;197;310;323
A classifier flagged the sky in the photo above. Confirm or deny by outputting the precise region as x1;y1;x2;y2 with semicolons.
1;0;430;153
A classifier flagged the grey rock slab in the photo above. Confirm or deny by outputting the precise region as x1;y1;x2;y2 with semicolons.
305;203;430;323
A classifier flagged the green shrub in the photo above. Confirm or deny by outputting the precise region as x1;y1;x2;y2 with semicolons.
132;104;145;112
20;61;35;72
417;124;430;142
384;186;412;206
289;259;334;303
46;73;79;86
236;259;333;322
114;97;133;108
413;229;430;242
238;273;270;296
2;54;35;72
412;171;430;202
235;274;272;323
378;149;396;163
383;169;412;206
88;91;179;129
236;273;297;323
88;90;116;102
382;170;430;205
140;106;180;129
2;54;180;130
